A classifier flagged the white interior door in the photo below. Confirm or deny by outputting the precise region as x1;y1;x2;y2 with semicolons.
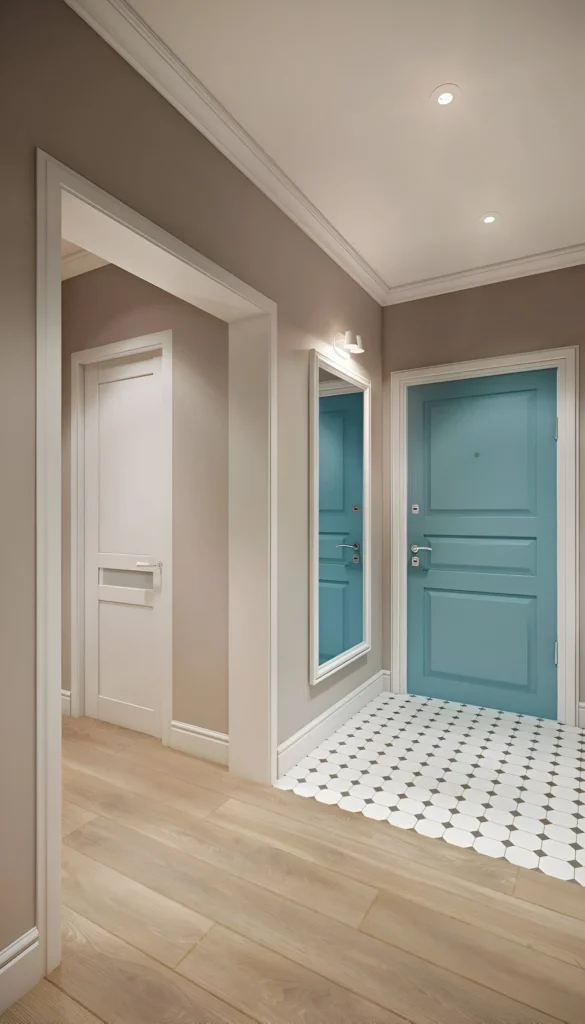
84;352;169;737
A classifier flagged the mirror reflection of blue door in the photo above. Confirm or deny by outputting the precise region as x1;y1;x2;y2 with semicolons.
319;391;364;664
407;369;557;718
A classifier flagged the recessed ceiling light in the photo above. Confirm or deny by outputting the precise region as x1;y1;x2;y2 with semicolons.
431;83;460;106
481;212;499;224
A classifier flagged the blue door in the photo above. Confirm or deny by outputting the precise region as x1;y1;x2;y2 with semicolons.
319;392;364;664
407;369;557;718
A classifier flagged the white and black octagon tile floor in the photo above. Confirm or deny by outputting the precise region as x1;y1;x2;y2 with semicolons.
275;693;585;884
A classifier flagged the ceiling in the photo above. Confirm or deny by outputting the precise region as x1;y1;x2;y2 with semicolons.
67;0;585;303
61;238;108;279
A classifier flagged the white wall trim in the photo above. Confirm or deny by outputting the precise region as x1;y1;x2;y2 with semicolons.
36;149;277;988
277;670;388;777
578;703;585;730
169;721;229;766
309;349;372;685
0;930;41;1016
389;347;579;726
70;332;173;746
0;929;39;972
63;0;388;305
61;247;108;280
61;690;71;715
228;314;277;784
385;243;585;306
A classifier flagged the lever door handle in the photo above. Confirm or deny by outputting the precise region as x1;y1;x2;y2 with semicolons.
336;543;360;551
136;561;163;570
410;544;432;554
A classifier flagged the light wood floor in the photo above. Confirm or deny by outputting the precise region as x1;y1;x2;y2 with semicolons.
4;717;585;1024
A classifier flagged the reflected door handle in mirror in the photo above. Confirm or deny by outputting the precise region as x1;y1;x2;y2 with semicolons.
336;542;360;551
410;544;432;554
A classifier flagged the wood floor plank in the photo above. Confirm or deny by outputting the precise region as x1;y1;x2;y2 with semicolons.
62;801;98;839
361;889;585;1024
63;741;227;819
62;717;139;754
111;739;520;894
63;765;376;927
65;816;562;1024
51;907;254;1024
0;979;103;1024
210;798;585;969
178;924;407;1024
62;846;213;968
515;867;585;923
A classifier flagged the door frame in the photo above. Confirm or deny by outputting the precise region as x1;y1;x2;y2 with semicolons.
389;346;579;725
36;150;277;977
70;333;173;740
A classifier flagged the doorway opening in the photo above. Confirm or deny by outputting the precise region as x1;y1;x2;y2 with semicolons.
36;151;277;976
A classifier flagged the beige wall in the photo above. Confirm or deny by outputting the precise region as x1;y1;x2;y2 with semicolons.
0;0;381;952
382;266;585;692
62;264;229;733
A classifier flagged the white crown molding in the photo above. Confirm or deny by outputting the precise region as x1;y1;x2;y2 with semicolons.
62;248;108;280
385;242;585;305
63;0;389;304
63;1;585;308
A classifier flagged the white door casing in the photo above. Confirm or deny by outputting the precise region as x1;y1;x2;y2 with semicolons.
83;352;169;737
389;346;579;726
34;152;276;993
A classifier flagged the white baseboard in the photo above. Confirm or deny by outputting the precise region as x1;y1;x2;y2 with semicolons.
578;702;585;729
170;720;229;766
97;695;159;737
380;669;392;692
0;929;41;1015
277;669;391;777
61;689;71;715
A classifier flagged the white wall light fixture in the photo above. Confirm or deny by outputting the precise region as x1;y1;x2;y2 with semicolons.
333;331;365;359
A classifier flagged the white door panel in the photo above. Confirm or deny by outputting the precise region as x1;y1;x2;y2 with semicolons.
97;361;161;554
84;351;168;737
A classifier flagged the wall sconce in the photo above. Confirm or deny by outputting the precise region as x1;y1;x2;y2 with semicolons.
333;331;365;359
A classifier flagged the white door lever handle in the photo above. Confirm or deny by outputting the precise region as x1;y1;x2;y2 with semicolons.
135;560;163;570
410;544;432;554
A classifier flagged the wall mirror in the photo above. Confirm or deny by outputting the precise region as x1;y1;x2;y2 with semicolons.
310;349;371;684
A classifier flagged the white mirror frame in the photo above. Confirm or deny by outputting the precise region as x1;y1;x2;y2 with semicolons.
309;349;372;685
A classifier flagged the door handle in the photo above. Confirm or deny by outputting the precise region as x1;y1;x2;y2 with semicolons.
135;561;163;570
336;543;360;551
410;544;432;554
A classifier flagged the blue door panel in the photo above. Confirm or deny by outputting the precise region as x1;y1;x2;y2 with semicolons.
427;390;536;513
319;392;363;665
407;369;557;718
427;536;537;575
425;590;536;689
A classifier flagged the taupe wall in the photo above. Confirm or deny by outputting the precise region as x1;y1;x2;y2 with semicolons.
0;0;381;952
62;264;229;733
382;266;585;692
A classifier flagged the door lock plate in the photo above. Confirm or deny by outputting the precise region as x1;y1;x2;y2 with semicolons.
411;555;420;567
